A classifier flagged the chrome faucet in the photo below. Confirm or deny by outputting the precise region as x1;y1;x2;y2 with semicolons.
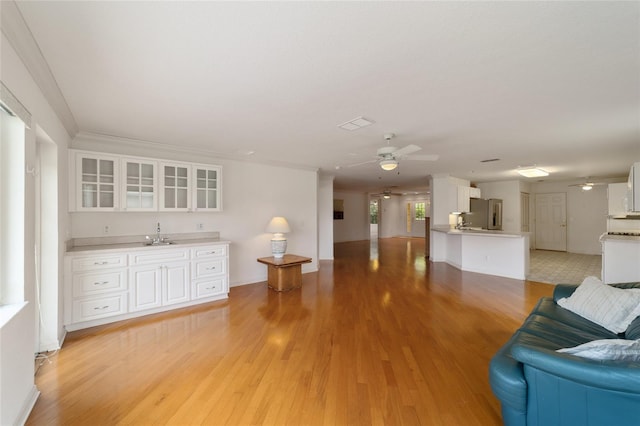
144;222;172;245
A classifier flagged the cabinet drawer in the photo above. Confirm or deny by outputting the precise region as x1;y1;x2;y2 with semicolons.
73;270;127;297
72;294;127;322
193;259;226;278
192;277;227;299
129;248;190;265
71;254;127;272
192;245;227;259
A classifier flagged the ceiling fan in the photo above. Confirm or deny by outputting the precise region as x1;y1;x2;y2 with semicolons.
347;134;439;171
568;178;607;191
371;188;403;199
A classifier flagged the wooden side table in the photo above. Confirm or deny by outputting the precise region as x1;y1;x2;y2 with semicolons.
257;254;312;292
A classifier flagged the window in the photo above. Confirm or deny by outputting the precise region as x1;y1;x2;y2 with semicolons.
1;107;26;304
415;202;426;221
1;83;30;306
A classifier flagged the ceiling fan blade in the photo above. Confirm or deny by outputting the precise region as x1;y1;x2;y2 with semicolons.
345;159;378;168
403;154;439;161
392;144;422;157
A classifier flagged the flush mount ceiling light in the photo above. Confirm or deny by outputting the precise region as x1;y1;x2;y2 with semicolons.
517;166;549;178
338;116;374;131
379;158;398;171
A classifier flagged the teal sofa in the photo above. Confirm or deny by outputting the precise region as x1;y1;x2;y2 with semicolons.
489;282;640;426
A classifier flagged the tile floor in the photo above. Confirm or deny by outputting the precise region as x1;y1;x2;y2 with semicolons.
528;250;602;285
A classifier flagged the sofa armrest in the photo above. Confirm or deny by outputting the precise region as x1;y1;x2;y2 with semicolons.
552;284;578;302
511;343;640;394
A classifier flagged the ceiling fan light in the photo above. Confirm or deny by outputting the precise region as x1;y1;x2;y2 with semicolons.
383;194;391;199
581;184;593;191
380;159;398;171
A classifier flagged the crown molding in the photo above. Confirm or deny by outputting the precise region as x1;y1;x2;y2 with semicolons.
1;0;78;137
72;131;319;173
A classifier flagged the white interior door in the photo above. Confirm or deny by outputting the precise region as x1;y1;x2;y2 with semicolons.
535;193;567;251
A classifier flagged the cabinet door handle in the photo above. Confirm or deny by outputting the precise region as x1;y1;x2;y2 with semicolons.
206;266;216;270
205;286;216;290
93;305;109;310
93;281;109;286
93;261;109;265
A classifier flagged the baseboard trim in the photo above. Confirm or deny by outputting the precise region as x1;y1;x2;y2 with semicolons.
13;385;40;426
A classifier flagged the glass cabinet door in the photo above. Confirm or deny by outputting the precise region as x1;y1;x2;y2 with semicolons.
193;165;222;211
124;159;157;210
77;154;117;210
161;164;190;210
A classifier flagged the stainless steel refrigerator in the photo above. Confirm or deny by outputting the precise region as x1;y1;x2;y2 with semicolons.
465;198;503;230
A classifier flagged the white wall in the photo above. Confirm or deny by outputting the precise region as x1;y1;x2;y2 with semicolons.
317;175;334;259
1;30;71;425
531;180;608;255
333;190;369;242
70;136;319;286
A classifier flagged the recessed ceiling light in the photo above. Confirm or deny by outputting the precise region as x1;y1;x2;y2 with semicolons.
517;166;549;178
338;116;374;131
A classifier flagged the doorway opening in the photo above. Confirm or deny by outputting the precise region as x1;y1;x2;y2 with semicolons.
369;198;380;239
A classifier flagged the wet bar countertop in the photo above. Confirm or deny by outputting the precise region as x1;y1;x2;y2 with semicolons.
66;232;229;254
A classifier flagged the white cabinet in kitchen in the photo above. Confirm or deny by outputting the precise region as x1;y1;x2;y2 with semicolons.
160;162;191;211
456;186;471;213
65;241;230;331
601;236;640;284
69;150;222;213
191;244;228;299
129;248;190;311
193;165;222;211
70;151;119;211
608;183;628;216
65;252;128;324
122;158;158;211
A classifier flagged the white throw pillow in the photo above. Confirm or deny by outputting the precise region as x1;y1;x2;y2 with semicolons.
557;276;640;334
558;339;640;361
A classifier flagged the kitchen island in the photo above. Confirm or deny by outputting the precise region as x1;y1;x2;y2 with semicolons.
430;226;530;280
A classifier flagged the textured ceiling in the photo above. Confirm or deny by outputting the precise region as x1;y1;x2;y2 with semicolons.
15;1;640;191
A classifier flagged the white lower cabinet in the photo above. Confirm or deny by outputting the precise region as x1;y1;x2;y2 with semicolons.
65;242;229;330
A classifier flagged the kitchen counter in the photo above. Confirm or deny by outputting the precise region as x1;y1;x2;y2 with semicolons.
431;225;529;238
430;226;529;280
66;232;229;254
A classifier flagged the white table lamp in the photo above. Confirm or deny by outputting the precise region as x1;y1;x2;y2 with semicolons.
266;216;291;258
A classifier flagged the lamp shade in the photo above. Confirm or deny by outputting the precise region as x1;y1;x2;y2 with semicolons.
266;217;291;234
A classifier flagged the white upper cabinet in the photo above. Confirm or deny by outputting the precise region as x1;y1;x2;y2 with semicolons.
160;162;191;211
122;158;158;211
608;183;628;216
72;152;120;211
193;165;222;212
69;150;222;212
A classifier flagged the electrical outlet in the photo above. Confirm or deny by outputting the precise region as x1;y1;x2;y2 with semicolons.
197;223;204;230
104;225;110;234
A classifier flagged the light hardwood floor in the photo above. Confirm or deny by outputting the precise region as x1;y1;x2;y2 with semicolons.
28;238;553;425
